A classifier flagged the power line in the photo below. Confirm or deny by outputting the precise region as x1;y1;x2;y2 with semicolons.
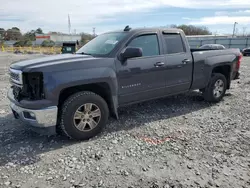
68;14;71;35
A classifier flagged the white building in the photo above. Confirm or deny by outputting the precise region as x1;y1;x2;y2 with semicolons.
35;33;81;46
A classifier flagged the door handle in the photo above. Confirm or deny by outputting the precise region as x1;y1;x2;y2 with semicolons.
182;59;191;65
154;62;165;67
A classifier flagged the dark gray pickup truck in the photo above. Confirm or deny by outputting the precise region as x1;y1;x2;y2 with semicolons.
8;26;242;140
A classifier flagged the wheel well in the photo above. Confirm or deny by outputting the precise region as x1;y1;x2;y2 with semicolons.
212;65;231;89
58;83;113;115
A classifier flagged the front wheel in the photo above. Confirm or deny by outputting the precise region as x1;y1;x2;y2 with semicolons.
58;91;109;140
202;73;227;103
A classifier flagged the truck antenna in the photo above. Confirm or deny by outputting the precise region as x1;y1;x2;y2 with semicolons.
124;25;131;31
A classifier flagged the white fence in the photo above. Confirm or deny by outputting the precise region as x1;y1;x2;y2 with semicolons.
188;37;250;49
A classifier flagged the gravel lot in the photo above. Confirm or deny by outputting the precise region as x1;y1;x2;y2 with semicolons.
0;52;249;188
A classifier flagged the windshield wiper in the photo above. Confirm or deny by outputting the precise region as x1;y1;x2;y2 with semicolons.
76;52;93;56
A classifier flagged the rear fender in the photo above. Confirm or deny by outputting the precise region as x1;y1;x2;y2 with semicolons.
204;54;236;87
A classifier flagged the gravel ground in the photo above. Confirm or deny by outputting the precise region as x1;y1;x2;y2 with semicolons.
0;52;249;188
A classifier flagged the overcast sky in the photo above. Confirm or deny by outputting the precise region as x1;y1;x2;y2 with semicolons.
1;0;250;35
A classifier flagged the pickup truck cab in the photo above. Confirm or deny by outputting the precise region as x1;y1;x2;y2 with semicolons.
8;26;242;140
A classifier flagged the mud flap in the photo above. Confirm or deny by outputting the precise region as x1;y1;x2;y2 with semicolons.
111;95;119;119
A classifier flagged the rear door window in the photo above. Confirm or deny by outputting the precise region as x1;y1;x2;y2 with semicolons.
163;33;185;54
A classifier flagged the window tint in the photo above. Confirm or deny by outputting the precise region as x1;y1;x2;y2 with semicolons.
128;34;159;57
164;34;185;54
76;32;127;55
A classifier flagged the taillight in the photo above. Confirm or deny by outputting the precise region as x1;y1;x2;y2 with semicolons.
237;54;242;69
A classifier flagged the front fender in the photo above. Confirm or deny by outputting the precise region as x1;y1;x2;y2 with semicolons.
43;67;118;109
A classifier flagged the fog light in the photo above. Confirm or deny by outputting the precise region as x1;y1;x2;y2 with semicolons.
30;112;36;118
23;111;36;120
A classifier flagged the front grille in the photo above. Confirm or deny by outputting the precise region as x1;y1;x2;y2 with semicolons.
9;68;22;85
9;70;44;101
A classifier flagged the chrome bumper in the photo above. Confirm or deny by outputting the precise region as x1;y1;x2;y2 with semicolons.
10;102;58;128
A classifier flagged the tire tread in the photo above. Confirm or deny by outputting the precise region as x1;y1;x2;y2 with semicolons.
58;91;108;140
203;73;227;103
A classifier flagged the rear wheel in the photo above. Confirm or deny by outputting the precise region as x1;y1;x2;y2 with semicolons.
58;91;109;140
202;73;227;102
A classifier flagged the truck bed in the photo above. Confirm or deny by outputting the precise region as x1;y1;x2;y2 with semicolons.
191;48;219;52
190;48;241;90
191;48;241;58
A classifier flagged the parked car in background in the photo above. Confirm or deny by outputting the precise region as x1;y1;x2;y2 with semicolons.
199;44;226;50
241;47;250;56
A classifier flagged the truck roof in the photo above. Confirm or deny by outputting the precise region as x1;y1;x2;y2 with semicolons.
106;27;184;34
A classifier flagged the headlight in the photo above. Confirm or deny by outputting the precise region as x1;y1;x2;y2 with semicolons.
9;68;23;85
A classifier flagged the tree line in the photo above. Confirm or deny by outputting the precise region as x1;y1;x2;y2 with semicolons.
0;27;96;47
0;25;214;47
0;27;48;47
170;24;211;35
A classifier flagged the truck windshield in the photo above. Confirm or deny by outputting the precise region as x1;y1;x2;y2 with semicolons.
76;32;127;56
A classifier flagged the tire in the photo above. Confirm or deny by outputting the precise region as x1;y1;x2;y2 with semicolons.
58;91;109;140
202;73;227;103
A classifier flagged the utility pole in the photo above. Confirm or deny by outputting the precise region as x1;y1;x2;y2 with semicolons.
232;22;238;37
93;27;96;37
242;27;247;36
236;28;238;35
68;14;71;35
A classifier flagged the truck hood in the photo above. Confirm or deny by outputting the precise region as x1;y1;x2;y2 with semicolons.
10;54;111;72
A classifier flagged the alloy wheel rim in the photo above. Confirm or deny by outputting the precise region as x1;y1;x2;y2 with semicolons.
213;79;224;98
73;103;101;132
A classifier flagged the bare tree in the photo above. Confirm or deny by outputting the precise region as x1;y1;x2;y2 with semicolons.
169;24;211;35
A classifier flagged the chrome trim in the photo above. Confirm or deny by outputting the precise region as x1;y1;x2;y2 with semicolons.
10;102;58;128
10;80;23;88
9;68;23;85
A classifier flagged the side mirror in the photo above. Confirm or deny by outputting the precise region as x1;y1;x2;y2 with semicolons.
119;47;142;61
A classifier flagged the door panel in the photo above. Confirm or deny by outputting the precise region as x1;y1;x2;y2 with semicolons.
117;55;166;105
116;33;167;105
165;53;193;93
162;33;193;93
